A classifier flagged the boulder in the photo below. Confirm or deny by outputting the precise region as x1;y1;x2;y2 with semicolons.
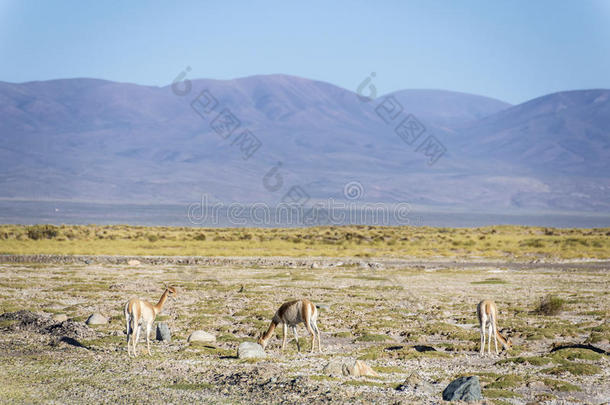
127;259;141;266
396;372;435;394
85;313;108;325
344;360;379;377
156;322;171;342
316;303;330;311
187;330;216;343
322;359;344;377
238;342;267;359
442;376;482;402
323;359;378;377
52;313;68;322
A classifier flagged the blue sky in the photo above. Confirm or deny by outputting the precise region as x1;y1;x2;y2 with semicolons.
1;0;609;104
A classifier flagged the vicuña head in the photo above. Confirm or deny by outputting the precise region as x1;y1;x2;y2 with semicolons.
257;333;268;350
497;329;512;351
165;285;177;296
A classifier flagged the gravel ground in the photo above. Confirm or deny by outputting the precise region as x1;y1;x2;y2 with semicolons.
0;256;608;404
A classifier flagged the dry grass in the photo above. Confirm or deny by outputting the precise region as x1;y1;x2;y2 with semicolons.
1;224;609;259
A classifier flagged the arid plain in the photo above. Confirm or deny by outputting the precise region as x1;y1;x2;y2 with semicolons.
0;225;608;404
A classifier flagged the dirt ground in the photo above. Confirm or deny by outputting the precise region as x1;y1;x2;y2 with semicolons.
0;256;608;404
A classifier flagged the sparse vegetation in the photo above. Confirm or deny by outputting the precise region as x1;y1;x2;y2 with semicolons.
0;224;609;258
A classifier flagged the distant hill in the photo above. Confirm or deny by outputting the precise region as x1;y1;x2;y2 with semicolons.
457;89;610;176
384;89;511;135
0;75;608;213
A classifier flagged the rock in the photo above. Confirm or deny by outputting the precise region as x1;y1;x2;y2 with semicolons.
322;359;378;377
85;313;108;325
238;342;267;359
442;376;482;402
127;259;141;266
396;372;434;394
311;262;320;269
344;360;379;377
156;322;171;342
322;359;344;377
527;380;545;389
316;303;330;311
52;314;68;322
187;330;216;343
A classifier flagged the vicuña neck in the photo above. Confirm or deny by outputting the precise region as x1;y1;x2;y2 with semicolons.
496;330;508;347
261;321;277;342
153;289;169;314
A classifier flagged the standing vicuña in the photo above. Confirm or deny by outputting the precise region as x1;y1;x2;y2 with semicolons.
258;299;321;353
124;285;177;356
477;299;511;355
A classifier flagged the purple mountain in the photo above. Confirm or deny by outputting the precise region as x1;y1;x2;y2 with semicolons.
0;75;608;212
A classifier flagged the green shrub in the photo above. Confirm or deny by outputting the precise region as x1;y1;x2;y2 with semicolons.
26;225;59;240
536;295;564;315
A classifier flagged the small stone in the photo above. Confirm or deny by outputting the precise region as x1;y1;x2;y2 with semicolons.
311;262;320;269
316;303;330;311
85;313;108;325
343;360;379;377
187;330;216;343
527;380;545;389
156;322;171;342
238;342;267;359
442;376;482;402
52;314;68;322
127;259;141;266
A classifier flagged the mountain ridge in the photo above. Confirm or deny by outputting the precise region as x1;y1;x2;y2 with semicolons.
0;75;608;212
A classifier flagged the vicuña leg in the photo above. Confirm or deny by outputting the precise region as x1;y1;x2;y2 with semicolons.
292;326;300;352
281;323;288;351
312;319;321;352
146;321;152;355
493;322;499;354
134;321;141;356
304;319;316;353
480;323;485;354
126;321;131;357
488;323;493;354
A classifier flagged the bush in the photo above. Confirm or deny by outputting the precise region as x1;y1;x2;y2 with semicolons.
536;295;565;316
193;233;206;241
26;225;59;240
